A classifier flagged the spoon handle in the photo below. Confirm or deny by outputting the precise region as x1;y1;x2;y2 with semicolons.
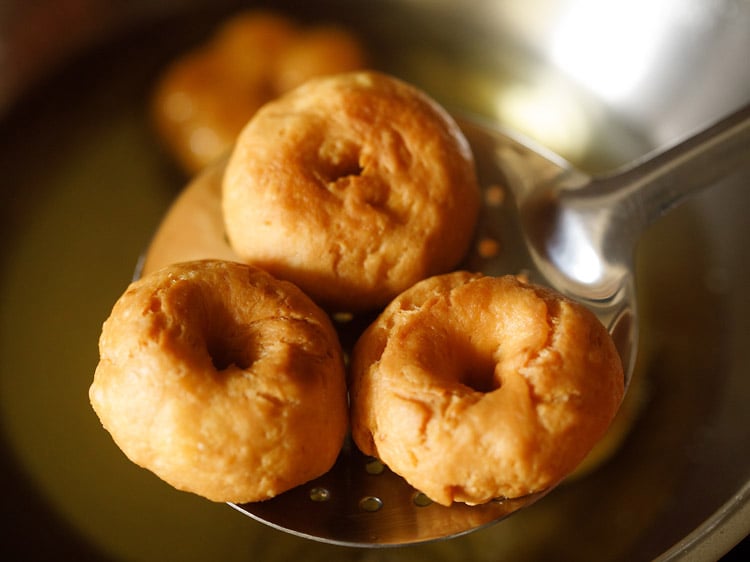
613;103;750;229
524;103;750;302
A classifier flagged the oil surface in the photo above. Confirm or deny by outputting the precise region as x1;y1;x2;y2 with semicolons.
0;5;738;561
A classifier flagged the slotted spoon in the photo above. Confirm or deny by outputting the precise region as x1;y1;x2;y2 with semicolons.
224;103;750;547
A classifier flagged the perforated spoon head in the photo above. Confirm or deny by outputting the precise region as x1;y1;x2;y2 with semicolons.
204;105;750;546
231;438;546;546
229;119;623;546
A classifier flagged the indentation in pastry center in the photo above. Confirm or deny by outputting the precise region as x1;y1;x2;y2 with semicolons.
206;334;253;371
202;307;255;372
317;138;363;185
323;155;363;184
460;357;502;393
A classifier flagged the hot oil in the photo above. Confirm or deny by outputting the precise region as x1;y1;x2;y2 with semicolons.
391;46;652;176
0;2;727;561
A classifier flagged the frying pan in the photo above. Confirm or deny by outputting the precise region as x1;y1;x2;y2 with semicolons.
1;0;748;560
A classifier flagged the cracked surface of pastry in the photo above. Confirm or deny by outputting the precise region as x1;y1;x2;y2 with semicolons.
223;71;481;312
350;271;624;506
89;260;348;503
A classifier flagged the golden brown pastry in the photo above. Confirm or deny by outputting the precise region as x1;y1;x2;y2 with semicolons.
223;71;481;312
89;260;348;503
567;354;647;480
141;158;239;276
151;11;367;173
349;271;624;506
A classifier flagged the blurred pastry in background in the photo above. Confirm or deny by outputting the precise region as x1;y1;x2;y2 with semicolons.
151;10;368;173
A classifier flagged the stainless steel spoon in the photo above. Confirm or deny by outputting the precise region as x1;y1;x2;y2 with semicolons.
230;103;750;547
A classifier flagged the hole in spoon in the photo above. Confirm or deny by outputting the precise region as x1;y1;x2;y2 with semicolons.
412;492;433;507
364;457;385;475
359;496;383;512
309;487;331;502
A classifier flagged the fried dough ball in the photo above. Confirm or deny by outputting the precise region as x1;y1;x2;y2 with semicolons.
223;71;481;312
90;260;348;503
350;272;624;506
